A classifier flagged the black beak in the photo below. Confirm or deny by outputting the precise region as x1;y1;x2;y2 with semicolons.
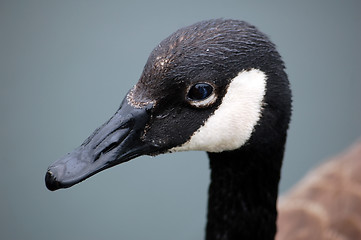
45;97;155;191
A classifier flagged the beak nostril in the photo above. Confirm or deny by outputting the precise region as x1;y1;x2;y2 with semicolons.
94;141;120;163
92;127;131;162
45;170;60;191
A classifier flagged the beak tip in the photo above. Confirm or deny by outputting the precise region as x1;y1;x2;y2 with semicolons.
45;170;60;191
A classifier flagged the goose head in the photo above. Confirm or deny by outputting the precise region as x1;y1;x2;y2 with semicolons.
45;19;291;191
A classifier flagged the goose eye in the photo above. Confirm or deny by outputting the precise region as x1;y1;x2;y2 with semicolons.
188;83;213;101
187;83;217;108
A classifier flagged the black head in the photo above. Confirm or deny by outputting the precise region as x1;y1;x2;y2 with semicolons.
45;19;291;191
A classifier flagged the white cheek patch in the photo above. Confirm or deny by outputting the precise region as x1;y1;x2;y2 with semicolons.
170;68;267;153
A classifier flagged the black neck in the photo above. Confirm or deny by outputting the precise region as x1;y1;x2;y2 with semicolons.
205;140;285;240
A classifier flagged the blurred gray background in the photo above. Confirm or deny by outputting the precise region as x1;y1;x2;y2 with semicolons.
1;0;360;239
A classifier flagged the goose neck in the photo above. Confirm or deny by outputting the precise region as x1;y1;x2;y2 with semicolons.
205;144;285;240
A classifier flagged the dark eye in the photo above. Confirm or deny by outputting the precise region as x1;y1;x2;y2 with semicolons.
187;83;213;101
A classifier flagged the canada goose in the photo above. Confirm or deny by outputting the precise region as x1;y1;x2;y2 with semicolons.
45;19;360;240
